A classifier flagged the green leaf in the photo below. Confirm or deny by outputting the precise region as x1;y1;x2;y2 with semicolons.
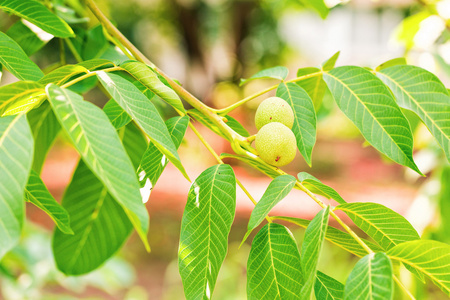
300;206;330;299
377;65;450;162
336;202;420;251
82;25;109;60
178;164;236;300
45;84;149;250
247;175;296;233
121;61;185;114
39;65;88;86
323;66;421;174
321;51;340;71
77;59;115;71
220;153;281;179
27;101;60;173
296;67;327;108
297;172;346;204
0;0;74;38
247;223;303;299
0;32;44;81
52;123;145;275
97;71;189;182
6;20;48;55
52;161;133;275
240;66;289;86
25;170;72;234
272;216;383;257
0;81;45;116
344;253;394;300
375;58;406;72
103;99;131;129
387;240;450;296
315;271;344;300
0;114;34;260
225;115;249;137
277;82;317;166
303;0;329;19
139;116;189;188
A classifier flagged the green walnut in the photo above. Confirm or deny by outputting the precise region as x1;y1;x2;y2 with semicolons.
255;122;297;166
255;96;294;130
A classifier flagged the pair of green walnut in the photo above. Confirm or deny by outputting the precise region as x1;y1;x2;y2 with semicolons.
254;97;297;167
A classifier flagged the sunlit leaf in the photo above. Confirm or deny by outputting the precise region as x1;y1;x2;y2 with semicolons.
97;71;189;182
139;116;189;188
226;115;250;137
0;114;34;260
0;32;44;81
240;66;288;86
0;0;74;38
375;58;406;72
387;240;450;297
377;65;450;162
300;206;330;299
25;170;72;234
296;67;326;108
298;172;346;204
277;82;316;166
323;66;421;174
103;99;131;129
247;223;303;299
39;65;88;86
178;164;236;300
46;84;149;249
344;253;393;300
315;271;344;300
321;51;340;71
0;81;45;116
121;61;185;113
336;202;420;251
247;175;296;233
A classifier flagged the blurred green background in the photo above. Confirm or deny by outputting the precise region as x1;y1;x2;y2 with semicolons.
1;0;450;299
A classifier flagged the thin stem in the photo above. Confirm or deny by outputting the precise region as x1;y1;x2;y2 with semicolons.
60;66;122;88
214;71;323;115
85;0;245;144
189;122;270;222
297;181;374;254
394;275;416;300
64;38;83;63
